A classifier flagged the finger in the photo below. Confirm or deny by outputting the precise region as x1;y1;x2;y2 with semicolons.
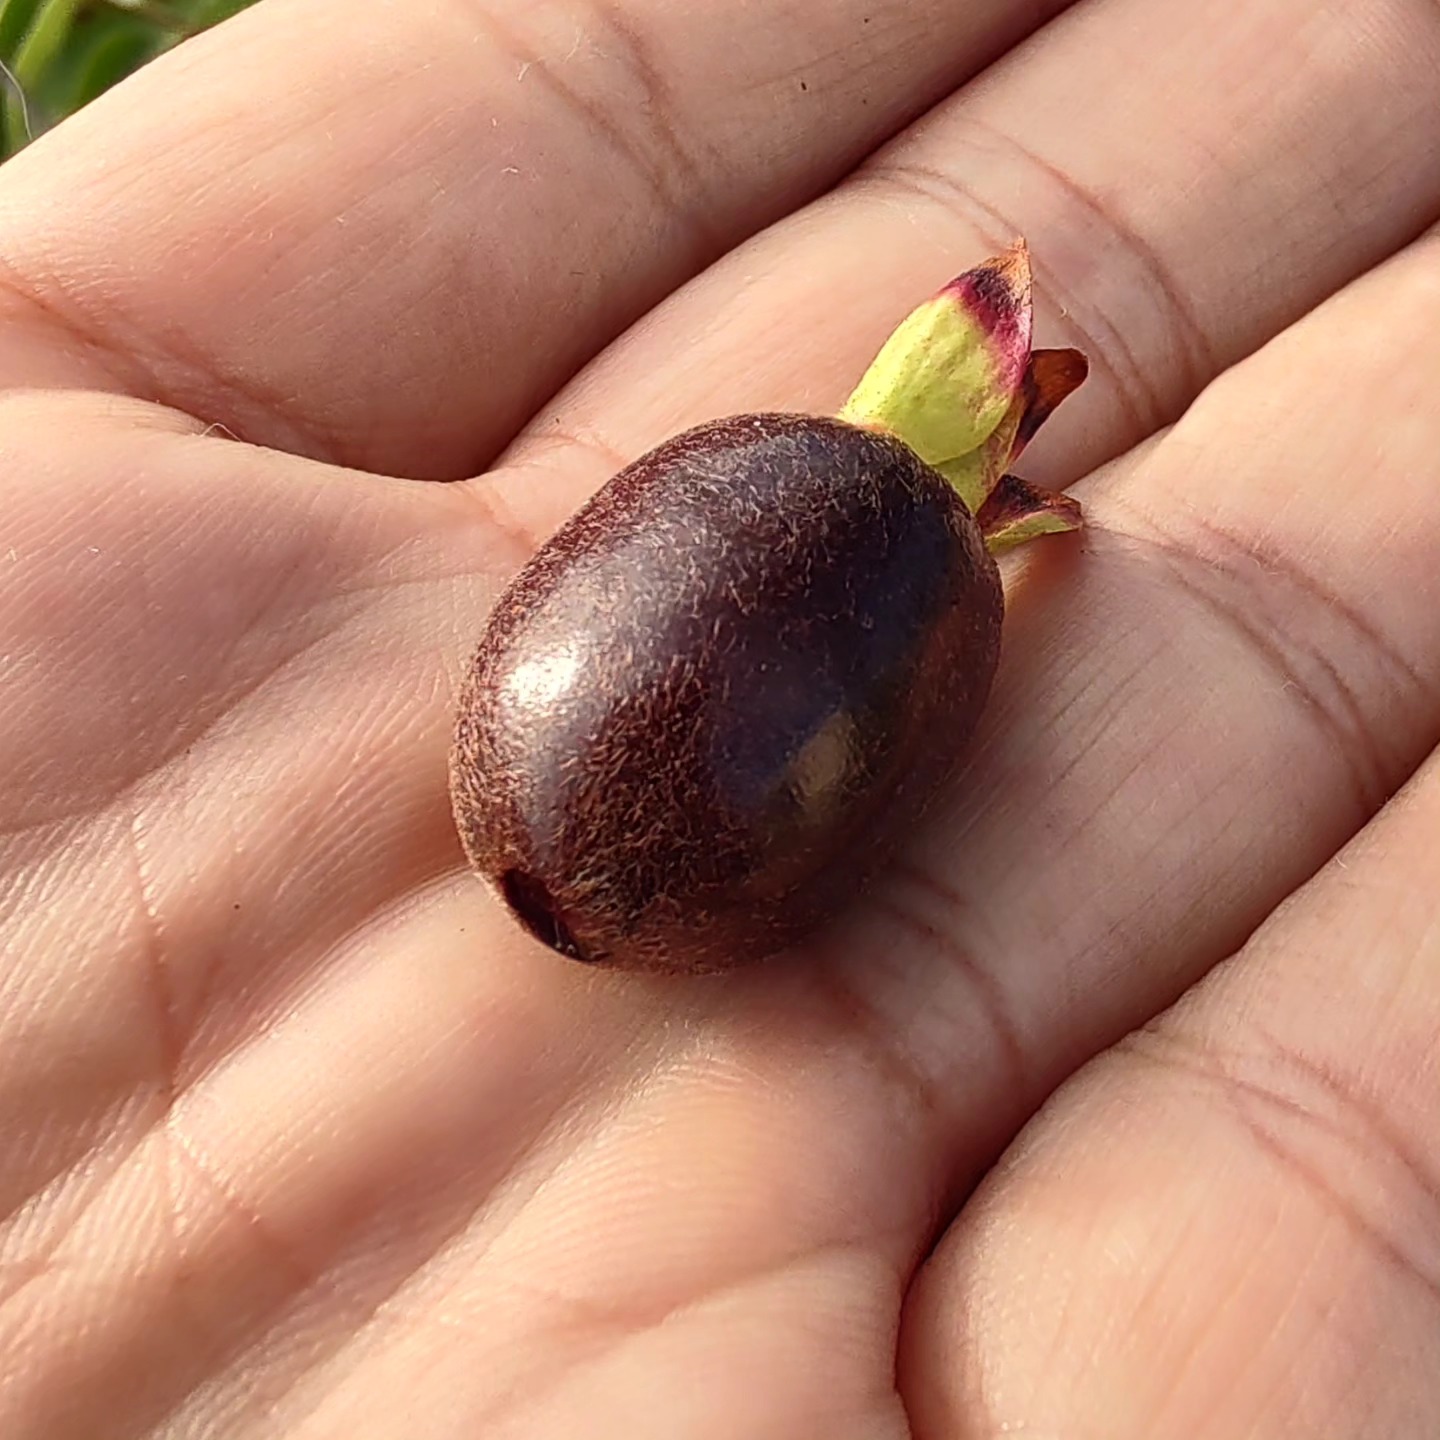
0;396;652;1436
0;390;491;1220
900;747;1440;1438
815;227;1440;1172
0;0;1077;477
505;0;1440;514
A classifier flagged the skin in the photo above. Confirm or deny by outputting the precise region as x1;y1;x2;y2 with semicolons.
1;0;1439;1435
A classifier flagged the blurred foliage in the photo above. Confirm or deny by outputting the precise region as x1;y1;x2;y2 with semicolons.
0;0;256;157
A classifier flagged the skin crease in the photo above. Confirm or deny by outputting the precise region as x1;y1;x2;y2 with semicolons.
2;2;1440;1439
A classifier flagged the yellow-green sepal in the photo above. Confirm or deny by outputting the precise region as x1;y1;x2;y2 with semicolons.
976;474;1083;554
838;242;1034;513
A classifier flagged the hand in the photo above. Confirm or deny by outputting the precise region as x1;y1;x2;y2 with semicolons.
3;1;1439;1434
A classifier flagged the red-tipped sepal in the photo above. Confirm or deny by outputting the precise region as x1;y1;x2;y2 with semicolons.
840;242;1036;512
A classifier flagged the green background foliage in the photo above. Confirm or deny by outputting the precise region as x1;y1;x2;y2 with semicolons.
0;0;255;157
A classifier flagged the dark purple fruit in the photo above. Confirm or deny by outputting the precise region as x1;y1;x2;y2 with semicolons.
450;414;1002;973
449;242;1088;974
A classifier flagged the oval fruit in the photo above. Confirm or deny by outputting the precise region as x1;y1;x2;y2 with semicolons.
449;242;1089;974
449;413;1003;973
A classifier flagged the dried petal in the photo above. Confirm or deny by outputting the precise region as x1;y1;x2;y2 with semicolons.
1011;348;1089;461
943;345;1091;511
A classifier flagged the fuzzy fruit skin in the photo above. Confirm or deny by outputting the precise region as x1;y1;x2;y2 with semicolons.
449;413;1002;974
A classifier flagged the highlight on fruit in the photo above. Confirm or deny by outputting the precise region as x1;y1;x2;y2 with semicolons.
449;242;1088;974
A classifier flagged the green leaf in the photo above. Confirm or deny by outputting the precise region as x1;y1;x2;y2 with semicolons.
181;0;253;26
5;0;81;149
36;10;158;116
0;0;43;58
11;0;82;85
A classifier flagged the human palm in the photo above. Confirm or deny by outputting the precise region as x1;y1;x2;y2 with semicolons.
3;0;1440;1435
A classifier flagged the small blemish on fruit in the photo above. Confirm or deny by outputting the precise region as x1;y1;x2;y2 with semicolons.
500;868;590;962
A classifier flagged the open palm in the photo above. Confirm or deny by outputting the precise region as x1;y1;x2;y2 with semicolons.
3;1;1440;1435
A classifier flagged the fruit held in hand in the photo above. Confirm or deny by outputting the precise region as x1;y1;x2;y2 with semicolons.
450;243;1088;973
454;414;1001;973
